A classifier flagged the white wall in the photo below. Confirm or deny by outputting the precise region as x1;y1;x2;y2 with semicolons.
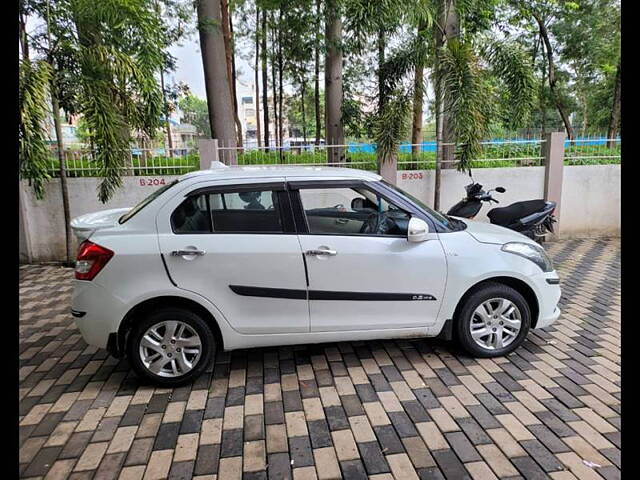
20;165;620;262
20;176;182;262
560;165;621;237
397;167;546;223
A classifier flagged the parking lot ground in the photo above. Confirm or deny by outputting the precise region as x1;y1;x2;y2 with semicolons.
19;238;620;480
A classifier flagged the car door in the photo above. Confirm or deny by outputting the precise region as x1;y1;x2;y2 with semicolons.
156;179;310;334
290;180;448;333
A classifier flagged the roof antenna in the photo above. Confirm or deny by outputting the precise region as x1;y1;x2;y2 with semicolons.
210;161;228;169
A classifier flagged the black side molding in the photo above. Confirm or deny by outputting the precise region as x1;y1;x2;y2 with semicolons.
229;285;436;301
229;285;307;299
309;291;436;301
546;278;560;285
71;309;86;318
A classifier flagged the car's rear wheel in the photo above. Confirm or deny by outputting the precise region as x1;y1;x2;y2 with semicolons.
128;308;215;386
455;282;531;357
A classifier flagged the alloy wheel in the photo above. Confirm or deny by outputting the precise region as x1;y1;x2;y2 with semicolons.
138;320;202;377
469;298;522;350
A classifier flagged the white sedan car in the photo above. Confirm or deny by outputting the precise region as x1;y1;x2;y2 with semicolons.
71;165;561;386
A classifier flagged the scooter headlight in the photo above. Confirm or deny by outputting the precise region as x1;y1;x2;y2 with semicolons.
501;242;554;273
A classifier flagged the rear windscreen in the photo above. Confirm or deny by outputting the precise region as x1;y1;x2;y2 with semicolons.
119;179;180;224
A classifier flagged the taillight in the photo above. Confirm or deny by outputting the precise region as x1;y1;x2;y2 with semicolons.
75;241;114;280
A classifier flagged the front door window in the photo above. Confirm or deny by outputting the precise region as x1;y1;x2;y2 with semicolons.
299;187;411;236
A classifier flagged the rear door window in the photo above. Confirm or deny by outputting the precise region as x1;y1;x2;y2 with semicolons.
171;189;283;234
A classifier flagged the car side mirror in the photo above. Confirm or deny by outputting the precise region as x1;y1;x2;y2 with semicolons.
407;217;429;242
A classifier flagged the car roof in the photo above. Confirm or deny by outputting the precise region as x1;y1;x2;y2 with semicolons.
179;165;382;183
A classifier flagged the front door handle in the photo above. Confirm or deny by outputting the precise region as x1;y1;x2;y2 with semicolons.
305;247;337;256
171;249;206;257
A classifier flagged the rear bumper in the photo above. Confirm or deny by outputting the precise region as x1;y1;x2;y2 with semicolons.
72;280;127;351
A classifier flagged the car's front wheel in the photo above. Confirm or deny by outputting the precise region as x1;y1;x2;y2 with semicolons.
128;308;215;386
455;282;531;357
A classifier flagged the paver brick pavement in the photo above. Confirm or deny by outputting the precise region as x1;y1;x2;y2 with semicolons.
19;238;620;479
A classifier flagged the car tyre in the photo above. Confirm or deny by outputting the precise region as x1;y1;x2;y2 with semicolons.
455;282;531;358
128;308;215;387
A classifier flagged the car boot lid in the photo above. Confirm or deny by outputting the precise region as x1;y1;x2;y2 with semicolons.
70;208;131;241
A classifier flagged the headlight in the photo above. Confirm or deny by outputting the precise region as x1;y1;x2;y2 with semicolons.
501;242;554;272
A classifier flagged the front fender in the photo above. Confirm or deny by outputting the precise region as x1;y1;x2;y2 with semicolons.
437;231;554;323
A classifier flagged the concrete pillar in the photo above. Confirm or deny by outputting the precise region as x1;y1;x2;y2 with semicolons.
378;157;398;185
19;182;32;264
543;131;566;233
198;139;220;169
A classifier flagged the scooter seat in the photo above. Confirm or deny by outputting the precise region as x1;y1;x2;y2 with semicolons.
487;199;549;227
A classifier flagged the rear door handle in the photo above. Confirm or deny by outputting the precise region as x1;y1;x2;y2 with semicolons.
305;248;337;256
171;249;206;257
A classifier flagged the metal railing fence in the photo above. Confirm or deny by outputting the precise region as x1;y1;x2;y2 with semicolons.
46;135;620;177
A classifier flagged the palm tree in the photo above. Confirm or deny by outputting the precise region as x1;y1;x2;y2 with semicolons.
379;0;535;209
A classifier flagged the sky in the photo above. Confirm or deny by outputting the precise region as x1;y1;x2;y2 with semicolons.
169;36;256;100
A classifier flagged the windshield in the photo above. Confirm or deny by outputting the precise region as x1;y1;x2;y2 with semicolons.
381;180;466;232
119;179;180;224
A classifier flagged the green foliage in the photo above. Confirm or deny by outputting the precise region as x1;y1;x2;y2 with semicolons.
286;82;323;139
19;59;52;199
72;0;166;203
374;90;412;164
178;94;212;137
437;39;494;171
483;39;535;129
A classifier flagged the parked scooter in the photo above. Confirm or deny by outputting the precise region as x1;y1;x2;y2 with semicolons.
446;181;556;242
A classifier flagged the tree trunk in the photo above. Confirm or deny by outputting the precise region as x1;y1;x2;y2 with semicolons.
607;58;621;148
441;0;459;170
540;58;547;135
255;7;262;148
51;93;74;266
411;22;427;165
221;0;243;150
325;0;344;164
376;28;389;175
19;6;29;60
159;69;174;157
411;65;424;164
271;17;279;147
277;7;284;161
301;79;307;144
314;0;321;145
197;0;237;163
377;29;386;111
580;90;588;136
434;27;443;211
229;11;243;150
534;13;574;140
261;9;270;149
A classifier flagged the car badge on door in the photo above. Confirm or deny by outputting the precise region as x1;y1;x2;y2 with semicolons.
412;294;436;301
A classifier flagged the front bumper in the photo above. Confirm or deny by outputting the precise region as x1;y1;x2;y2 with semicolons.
530;272;562;329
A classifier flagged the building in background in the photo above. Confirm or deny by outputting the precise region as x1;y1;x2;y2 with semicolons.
166;120;197;154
